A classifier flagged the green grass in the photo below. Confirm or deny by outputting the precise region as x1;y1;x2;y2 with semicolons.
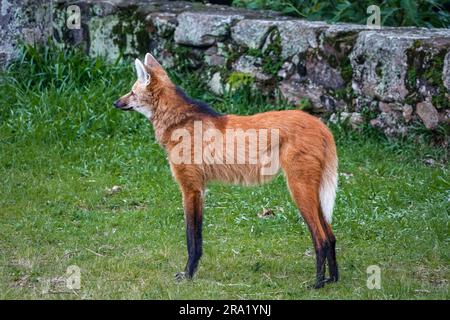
0;45;449;299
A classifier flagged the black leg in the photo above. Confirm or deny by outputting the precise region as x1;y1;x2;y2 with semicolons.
318;208;339;284
176;190;203;281
320;215;339;283
326;237;339;282
184;206;203;278
314;241;328;289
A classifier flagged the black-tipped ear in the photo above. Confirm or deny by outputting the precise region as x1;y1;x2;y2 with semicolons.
145;53;162;68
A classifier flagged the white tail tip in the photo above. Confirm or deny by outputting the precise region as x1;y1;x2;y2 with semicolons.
319;159;338;224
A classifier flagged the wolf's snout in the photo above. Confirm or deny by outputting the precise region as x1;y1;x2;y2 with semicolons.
114;99;126;109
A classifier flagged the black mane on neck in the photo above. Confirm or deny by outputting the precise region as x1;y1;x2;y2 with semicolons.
175;86;221;117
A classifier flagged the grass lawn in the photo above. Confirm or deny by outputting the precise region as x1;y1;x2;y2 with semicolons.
0;45;448;299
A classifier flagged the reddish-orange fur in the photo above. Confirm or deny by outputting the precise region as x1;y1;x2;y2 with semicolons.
114;54;339;288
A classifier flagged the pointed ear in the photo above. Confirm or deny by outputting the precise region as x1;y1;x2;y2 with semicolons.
135;59;150;85
145;53;162;68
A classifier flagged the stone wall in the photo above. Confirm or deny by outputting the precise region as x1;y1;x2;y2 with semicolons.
3;0;450;138
0;0;52;65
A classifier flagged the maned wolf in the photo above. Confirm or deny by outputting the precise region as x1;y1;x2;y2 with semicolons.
114;53;339;288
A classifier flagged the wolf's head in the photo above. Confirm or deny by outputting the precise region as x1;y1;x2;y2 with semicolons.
114;53;171;119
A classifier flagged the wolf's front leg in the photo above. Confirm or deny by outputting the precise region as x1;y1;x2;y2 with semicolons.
176;189;204;281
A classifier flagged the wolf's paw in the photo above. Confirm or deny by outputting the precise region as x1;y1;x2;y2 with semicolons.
175;272;187;282
312;277;338;289
325;276;338;283
313;282;325;289
311;279;326;289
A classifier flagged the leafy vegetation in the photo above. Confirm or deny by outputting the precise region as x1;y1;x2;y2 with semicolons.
232;0;450;28
0;45;448;299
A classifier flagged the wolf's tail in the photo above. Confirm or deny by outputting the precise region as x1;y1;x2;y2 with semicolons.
319;143;338;224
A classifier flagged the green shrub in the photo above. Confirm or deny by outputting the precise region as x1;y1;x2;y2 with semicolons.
232;0;450;28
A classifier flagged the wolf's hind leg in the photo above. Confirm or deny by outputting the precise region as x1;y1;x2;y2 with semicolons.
285;169;331;289
322;219;338;282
